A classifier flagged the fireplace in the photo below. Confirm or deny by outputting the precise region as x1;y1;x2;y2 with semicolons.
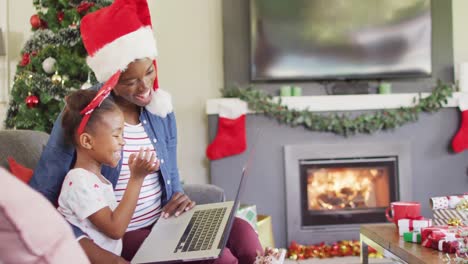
284;143;411;244
300;157;398;227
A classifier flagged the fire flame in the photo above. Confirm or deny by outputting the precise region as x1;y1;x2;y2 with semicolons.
307;168;383;210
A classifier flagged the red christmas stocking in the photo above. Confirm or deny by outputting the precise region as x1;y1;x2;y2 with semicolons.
206;100;247;160
452;95;468;153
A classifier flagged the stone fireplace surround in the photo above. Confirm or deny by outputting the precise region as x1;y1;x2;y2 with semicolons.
207;93;468;247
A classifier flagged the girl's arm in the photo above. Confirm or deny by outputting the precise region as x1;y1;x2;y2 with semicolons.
88;149;159;239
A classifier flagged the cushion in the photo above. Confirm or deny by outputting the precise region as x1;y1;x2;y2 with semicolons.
7;156;34;183
0;168;89;263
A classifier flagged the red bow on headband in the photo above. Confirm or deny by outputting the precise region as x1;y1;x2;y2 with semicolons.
76;71;121;135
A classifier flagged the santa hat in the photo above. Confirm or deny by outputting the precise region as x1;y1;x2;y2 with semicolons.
80;0;172;117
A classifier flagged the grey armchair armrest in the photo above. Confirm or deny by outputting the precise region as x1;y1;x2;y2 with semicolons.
183;184;225;205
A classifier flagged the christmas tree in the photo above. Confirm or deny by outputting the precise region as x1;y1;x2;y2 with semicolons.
5;0;112;132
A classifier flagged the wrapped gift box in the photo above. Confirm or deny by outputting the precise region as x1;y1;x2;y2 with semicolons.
257;215;275;248
398;218;432;236
403;231;421;243
432;208;468;227
236;204;258;231
430;194;468;210
433;218;468;226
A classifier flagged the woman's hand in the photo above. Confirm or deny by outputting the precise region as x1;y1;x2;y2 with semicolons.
128;147;160;179
161;192;196;218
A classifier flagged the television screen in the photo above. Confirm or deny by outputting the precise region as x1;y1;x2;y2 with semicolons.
250;0;432;81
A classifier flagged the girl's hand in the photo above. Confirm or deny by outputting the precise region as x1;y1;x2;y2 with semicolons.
161;192;196;218
128;147;160;179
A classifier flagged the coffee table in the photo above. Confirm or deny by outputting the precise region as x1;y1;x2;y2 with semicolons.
360;223;449;264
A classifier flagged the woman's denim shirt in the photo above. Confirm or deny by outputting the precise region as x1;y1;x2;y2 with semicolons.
29;84;183;238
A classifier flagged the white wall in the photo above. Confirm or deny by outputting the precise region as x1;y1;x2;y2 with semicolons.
0;0;35;129
453;0;468;80
150;1;223;184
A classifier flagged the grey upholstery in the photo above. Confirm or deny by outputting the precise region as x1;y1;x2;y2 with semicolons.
183;184;225;205
0;129;49;170
0;129;224;204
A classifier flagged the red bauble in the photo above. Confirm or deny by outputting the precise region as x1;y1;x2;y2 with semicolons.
25;95;39;108
57;11;64;23
30;14;41;29
77;1;95;14
19;53;30;67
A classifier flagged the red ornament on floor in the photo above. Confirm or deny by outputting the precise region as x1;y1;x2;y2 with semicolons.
25;95;39;108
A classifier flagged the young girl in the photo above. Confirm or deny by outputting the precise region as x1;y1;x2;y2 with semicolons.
57;89;160;256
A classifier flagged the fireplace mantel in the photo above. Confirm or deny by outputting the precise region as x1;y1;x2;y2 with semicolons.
206;92;464;114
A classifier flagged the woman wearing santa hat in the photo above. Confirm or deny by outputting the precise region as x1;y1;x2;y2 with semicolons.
29;0;263;263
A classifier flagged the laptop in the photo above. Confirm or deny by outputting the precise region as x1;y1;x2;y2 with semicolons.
132;149;255;263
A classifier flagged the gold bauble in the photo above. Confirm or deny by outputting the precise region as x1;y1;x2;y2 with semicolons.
51;72;62;85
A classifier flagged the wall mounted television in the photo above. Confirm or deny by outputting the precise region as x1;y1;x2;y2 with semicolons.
250;0;432;82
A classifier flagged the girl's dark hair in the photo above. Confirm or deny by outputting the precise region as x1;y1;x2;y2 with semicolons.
62;89;119;145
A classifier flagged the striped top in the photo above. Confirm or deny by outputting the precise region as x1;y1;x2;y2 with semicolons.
115;123;162;231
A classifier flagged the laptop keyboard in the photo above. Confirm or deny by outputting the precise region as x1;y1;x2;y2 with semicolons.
173;207;227;253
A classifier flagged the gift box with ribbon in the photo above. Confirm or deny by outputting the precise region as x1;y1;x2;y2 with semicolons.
421;226;457;243
257;215;275;248
403;231;421;243
398;218;432;236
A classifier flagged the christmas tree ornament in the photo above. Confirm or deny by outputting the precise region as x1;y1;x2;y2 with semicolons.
61;75;69;86
30;14;41;29
25;94;39;108
57;11;64;23
206;100;247;160
42;57;56;74
452;93;468;152
80;80;92;90
81;72;92;89
51;71;62;85
39;19;48;29
19;53;31;67
77;1;95;14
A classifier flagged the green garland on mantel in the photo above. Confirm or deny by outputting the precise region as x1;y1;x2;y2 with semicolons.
221;81;455;137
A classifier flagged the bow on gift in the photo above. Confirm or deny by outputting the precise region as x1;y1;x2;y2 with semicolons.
77;71;121;135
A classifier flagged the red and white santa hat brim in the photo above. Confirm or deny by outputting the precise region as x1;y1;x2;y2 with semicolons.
80;0;172;117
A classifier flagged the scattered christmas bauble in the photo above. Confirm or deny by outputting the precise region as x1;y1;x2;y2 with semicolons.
25;95;39;108
42;57;56;74
30;14;41;29
51;72;62;85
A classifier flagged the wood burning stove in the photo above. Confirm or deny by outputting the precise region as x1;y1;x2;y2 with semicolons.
300;157;399;226
284;143;411;244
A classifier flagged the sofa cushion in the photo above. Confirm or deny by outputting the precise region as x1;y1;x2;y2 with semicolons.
8;157;34;183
